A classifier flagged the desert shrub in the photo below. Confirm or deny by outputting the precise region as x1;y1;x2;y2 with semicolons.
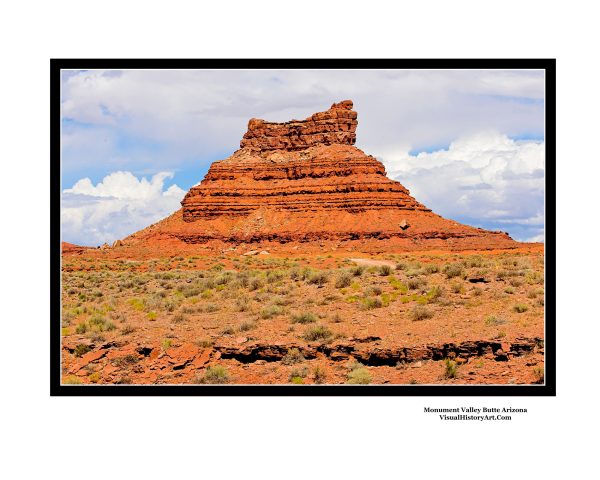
238;321;256;332
425;285;444;302
504;286;515;294
291;312;317;324
463;255;484;268
201;303;219;313
196;365;229;384
75;323;88;334
423;264;440;274
350;265;365;276
220;326;234;335
307;271;329;286
172;313;187;324
407;277;426;290
335;271;353;288
451;282;463;294
63;376;83;385
313;366;327;384
471;286;482;296
235;296;250;312
485;315;507;326
74;344;91;357
509;278;524;288
129;298;145;311
193;339;211;349
266;270;285;284
288;366;309;383
248;277;264;291
260;305;283;319
346;363;371;384
513;303;529;313
361;297;383;310
533;366;544;384
443;263;464;279
271;295;291;306
395;262;408;271
147;311;158;321
365;286;382;296
161;338;173;349
378;264;393;276
411;305;434;321
302;325;333;342
88;372;100;384
525;270;544;285
282;347;305;365
444;359;458;379
215;272;234;285
121;325;136;335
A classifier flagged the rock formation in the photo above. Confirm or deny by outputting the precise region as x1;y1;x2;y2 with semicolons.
123;100;518;253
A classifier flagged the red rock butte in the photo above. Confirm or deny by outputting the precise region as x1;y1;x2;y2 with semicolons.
123;100;519;254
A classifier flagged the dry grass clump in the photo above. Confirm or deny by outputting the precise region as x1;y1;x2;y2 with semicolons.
485;315;507;326
410;305;434;321
307;271;329;286
444;359;458;379
291;312;317;324
282;347;305;365
335;271;353;288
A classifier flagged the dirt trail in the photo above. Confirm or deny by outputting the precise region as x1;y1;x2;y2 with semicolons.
350;258;396;268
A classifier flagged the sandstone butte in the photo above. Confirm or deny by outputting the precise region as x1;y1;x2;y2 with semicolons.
81;100;524;256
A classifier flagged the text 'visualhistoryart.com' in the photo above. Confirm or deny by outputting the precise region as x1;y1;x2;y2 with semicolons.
56;64;550;392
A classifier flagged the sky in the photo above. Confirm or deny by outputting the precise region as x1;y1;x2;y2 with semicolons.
61;69;545;246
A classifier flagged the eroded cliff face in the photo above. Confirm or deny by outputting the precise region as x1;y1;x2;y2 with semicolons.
123;100;518;253
240;100;357;151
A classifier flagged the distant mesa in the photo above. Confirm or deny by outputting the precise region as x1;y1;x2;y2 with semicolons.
113;100;518;254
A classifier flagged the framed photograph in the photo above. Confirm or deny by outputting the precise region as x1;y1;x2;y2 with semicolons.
51;59;555;395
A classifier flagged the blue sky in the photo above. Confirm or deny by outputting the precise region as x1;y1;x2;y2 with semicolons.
61;69;545;245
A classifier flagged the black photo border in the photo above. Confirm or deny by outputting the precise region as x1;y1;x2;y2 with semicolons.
51;58;556;396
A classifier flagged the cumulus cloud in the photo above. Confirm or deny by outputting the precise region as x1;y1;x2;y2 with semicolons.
61;69;544;173
61;171;186;246
378;131;545;242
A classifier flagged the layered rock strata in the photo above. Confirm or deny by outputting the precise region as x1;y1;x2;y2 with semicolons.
124;100;518;251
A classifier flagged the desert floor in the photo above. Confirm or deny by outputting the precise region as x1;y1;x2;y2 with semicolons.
60;247;545;386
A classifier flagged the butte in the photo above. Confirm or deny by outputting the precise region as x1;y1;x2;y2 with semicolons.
120;100;519;255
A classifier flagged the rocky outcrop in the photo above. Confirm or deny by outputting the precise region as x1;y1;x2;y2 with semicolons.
125;100;519;252
240;100;357;151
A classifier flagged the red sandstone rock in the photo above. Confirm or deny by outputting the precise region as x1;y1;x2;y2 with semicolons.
124;100;519;252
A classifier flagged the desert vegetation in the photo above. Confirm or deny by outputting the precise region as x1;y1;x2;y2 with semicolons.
61;250;545;385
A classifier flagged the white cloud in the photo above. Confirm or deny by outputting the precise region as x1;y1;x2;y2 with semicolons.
378;131;545;242
61;171;185;246
61;69;545;172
